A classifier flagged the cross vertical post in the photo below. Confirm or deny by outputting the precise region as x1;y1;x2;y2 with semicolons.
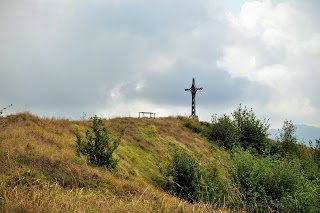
185;78;202;119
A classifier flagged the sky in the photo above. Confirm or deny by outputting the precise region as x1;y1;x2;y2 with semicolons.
0;0;319;128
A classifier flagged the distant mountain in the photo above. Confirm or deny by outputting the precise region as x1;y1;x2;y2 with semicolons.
268;124;320;146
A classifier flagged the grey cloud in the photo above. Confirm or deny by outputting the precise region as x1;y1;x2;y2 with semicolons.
0;0;318;127
104;60;271;112
0;0;216;109
76;0;209;36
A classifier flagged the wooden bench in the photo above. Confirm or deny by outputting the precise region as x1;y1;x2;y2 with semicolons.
139;112;155;119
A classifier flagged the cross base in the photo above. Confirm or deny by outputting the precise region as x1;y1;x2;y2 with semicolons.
189;115;199;120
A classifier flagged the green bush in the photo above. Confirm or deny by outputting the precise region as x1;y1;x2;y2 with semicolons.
277;120;298;156
161;146;234;206
207;114;239;150
232;105;270;153
229;147;320;212
75;115;122;170
162;147;202;202
207;105;270;153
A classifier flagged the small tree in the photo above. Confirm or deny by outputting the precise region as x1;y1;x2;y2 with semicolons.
75;115;122;170
277;120;297;155
232;104;270;153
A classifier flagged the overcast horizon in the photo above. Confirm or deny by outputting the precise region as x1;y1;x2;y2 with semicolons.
1;0;319;129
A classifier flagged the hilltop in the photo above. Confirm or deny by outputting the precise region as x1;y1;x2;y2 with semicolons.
0;113;229;213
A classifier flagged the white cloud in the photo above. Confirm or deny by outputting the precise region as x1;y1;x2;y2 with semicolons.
217;0;320;127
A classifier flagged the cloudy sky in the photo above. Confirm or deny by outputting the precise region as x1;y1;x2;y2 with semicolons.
1;0;319;128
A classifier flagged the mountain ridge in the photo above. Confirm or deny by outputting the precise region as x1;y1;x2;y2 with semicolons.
268;124;320;145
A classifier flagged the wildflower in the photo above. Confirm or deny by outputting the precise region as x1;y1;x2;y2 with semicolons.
98;201;103;205
63;201;68;206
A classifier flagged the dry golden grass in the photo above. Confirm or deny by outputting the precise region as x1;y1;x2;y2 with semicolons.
1;184;232;213
0;113;234;212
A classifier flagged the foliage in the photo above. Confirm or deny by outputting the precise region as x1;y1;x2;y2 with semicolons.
229;147;320;212
160;146;237;207
310;138;320;167
272;122;319;180
207;114;239;150
277;120;298;155
75;115;122;170
207;104;270;153
161;146;202;202
232;105;270;153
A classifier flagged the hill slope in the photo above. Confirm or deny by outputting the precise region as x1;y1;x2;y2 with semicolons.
0;113;230;213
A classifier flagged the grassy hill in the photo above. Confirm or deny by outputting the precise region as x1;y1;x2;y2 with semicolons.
0;113;231;213
1;112;319;213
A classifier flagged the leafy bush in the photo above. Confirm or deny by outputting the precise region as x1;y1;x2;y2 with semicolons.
277;120;298;155
162;147;202;202
232;105;270;153
160;146;235;206
207;105;270;153
75;115;122;170
207;114;239;150
229;147;320;212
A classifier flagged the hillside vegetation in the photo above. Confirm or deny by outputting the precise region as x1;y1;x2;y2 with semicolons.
0;111;319;212
0;113;228;212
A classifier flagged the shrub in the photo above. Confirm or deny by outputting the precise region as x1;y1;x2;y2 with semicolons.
207;114;239;150
207;105;270;153
277;120;298;155
75;115;123;170
160;146;234;206
229;147;320;212
162;146;202;202
232;105;270;153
